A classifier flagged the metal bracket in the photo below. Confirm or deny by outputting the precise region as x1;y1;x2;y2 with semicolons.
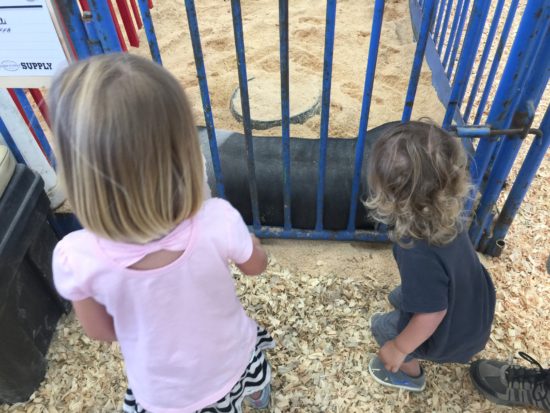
450;125;543;139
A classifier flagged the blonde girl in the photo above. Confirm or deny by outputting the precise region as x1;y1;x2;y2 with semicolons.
365;121;496;392
49;53;274;413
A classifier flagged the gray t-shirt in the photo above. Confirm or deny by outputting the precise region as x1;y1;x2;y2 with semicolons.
394;231;496;363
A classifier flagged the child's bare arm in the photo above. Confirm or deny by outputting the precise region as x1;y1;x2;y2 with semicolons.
236;234;268;276
72;298;117;342
379;309;447;372
395;310;447;354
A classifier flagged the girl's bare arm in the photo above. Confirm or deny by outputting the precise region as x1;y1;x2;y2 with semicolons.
73;298;117;342
237;235;268;276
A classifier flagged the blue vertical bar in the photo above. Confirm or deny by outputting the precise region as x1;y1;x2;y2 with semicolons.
88;0;123;52
12;89;56;168
433;0;448;43
473;0;519;125
183;0;225;198
442;0;490;128
436;0;454;55
469;1;549;246
137;0;162;64
230;0;261;230
442;0;465;71
0;116;25;164
485;108;550;256
446;0;471;79
462;0;505;122
315;0;337;231
402;0;436;122
57;0;91;59
347;0;384;231
82;12;105;55
279;0;292;230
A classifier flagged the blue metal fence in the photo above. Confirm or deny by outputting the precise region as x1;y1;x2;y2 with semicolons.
2;0;548;256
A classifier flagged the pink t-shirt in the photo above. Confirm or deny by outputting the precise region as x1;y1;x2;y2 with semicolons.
53;199;258;413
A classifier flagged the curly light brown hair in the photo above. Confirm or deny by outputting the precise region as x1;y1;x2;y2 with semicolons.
365;121;471;246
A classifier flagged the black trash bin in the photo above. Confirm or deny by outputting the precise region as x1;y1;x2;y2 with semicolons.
0;164;66;403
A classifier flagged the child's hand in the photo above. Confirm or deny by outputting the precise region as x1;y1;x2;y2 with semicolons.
378;340;408;373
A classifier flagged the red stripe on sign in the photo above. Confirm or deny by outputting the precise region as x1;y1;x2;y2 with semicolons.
79;0;90;12
29;89;50;128
148;0;153;9
116;0;139;47
128;0;143;29
108;0;128;51
7;89;48;158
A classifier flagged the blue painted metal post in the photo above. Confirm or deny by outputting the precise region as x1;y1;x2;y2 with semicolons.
442;0;490;129
463;0;505;122
347;0;384;231
442;0;465;71
230;0;261;230
279;0;292;230
402;0;436;122
436;0;454;55
315;0;337;231
57;0;92;59
433;0;449;43
469;2;549;246
445;0;471;78
82;12;105;55
467;0;548;214
87;0;123;52
473;0;519;125
0;116;25;164
12;89;56;168
137;0;162;64
183;0;225;198
484;108;550;256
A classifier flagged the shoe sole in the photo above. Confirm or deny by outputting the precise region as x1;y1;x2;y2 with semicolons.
368;361;426;392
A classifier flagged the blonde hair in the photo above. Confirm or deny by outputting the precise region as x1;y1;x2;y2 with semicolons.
48;54;204;243
365;121;470;246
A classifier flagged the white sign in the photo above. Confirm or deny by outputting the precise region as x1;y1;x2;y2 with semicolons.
0;0;69;88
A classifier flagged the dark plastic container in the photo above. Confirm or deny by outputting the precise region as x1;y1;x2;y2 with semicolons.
0;164;66;403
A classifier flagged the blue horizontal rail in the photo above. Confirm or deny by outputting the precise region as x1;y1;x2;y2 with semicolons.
254;227;390;242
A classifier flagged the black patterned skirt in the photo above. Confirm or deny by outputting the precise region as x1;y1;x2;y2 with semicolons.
123;326;275;413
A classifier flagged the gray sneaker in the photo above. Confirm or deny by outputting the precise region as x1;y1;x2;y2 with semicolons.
470;352;550;411
368;356;426;392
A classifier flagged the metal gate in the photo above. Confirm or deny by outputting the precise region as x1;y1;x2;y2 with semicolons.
1;0;548;256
